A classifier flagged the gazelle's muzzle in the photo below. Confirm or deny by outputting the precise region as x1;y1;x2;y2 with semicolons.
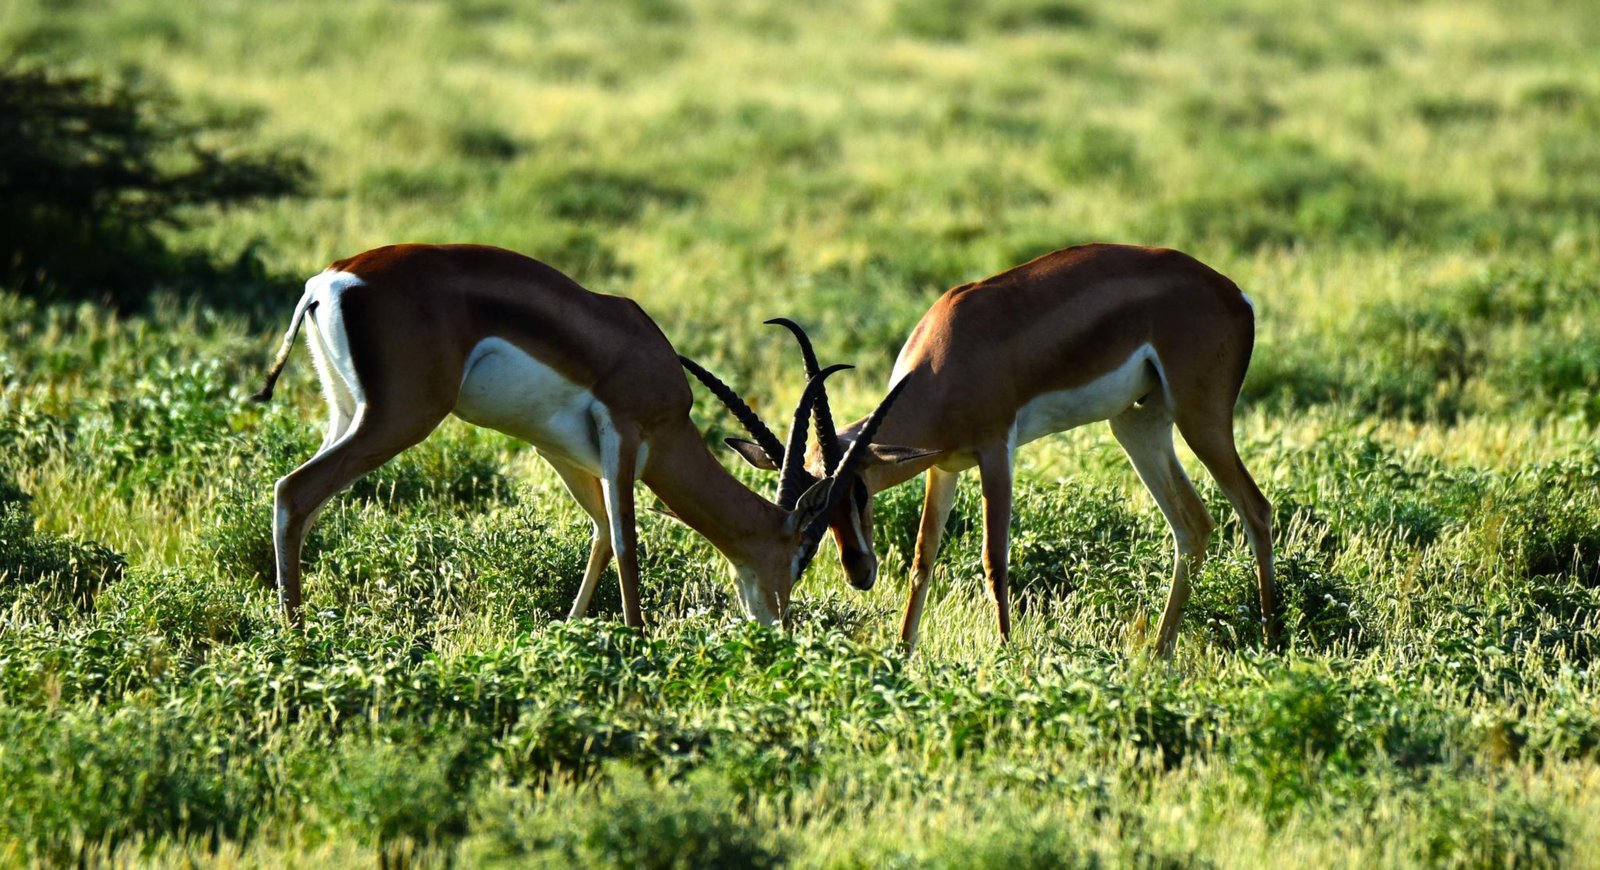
735;570;786;627
842;549;878;591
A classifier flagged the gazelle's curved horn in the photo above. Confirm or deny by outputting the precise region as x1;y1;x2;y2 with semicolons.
766;318;844;473
679;355;785;468
776;364;852;509
809;374;914;528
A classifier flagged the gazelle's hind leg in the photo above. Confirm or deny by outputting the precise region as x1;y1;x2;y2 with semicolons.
272;292;460;626
543;454;614;620
1173;407;1277;646
272;403;449;625
1110;400;1215;657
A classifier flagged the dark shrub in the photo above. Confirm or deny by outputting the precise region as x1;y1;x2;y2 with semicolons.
0;62;309;308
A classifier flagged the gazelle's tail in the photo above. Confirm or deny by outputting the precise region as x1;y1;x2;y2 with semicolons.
250;289;318;403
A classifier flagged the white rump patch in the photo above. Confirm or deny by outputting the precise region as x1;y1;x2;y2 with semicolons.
302;270;368;409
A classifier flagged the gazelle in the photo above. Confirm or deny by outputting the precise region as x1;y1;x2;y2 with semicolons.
250;243;908;628
690;244;1276;655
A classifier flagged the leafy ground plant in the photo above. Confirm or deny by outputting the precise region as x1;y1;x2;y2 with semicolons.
1;0;1598;865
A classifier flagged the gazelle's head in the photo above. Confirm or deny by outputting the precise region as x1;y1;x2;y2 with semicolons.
726;424;932;593
799;429;934;590
728;461;850;626
682;319;933;596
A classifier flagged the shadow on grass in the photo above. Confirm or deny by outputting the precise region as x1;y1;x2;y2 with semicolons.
0;61;311;316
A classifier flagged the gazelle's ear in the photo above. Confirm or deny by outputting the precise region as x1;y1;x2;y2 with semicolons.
784;476;834;535
725;437;780;471
866;444;943;466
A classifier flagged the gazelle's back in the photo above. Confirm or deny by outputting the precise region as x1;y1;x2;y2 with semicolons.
881;244;1253;449
327;244;692;428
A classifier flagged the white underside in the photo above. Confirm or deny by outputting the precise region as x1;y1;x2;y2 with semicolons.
923;345;1161;474
453;336;646;475
1014;343;1162;446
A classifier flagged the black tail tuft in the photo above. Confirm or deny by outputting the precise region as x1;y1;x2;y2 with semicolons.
249;298;315;405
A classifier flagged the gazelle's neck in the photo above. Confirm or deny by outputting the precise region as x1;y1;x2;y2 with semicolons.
642;422;790;567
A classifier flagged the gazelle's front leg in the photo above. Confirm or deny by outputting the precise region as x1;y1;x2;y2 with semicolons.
595;408;645;628
544;454;613;620
977;434;1016;641
900;466;959;652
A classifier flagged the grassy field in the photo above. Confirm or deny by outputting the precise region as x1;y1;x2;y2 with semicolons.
2;0;1599;864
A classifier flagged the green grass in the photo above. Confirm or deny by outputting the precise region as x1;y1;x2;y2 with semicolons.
2;0;1599;865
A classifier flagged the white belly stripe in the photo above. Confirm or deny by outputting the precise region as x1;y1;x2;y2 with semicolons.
1014;344;1160;446
452;337;608;473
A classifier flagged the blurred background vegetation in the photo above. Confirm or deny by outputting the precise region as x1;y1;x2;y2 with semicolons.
0;0;1597;865
1;63;308;308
